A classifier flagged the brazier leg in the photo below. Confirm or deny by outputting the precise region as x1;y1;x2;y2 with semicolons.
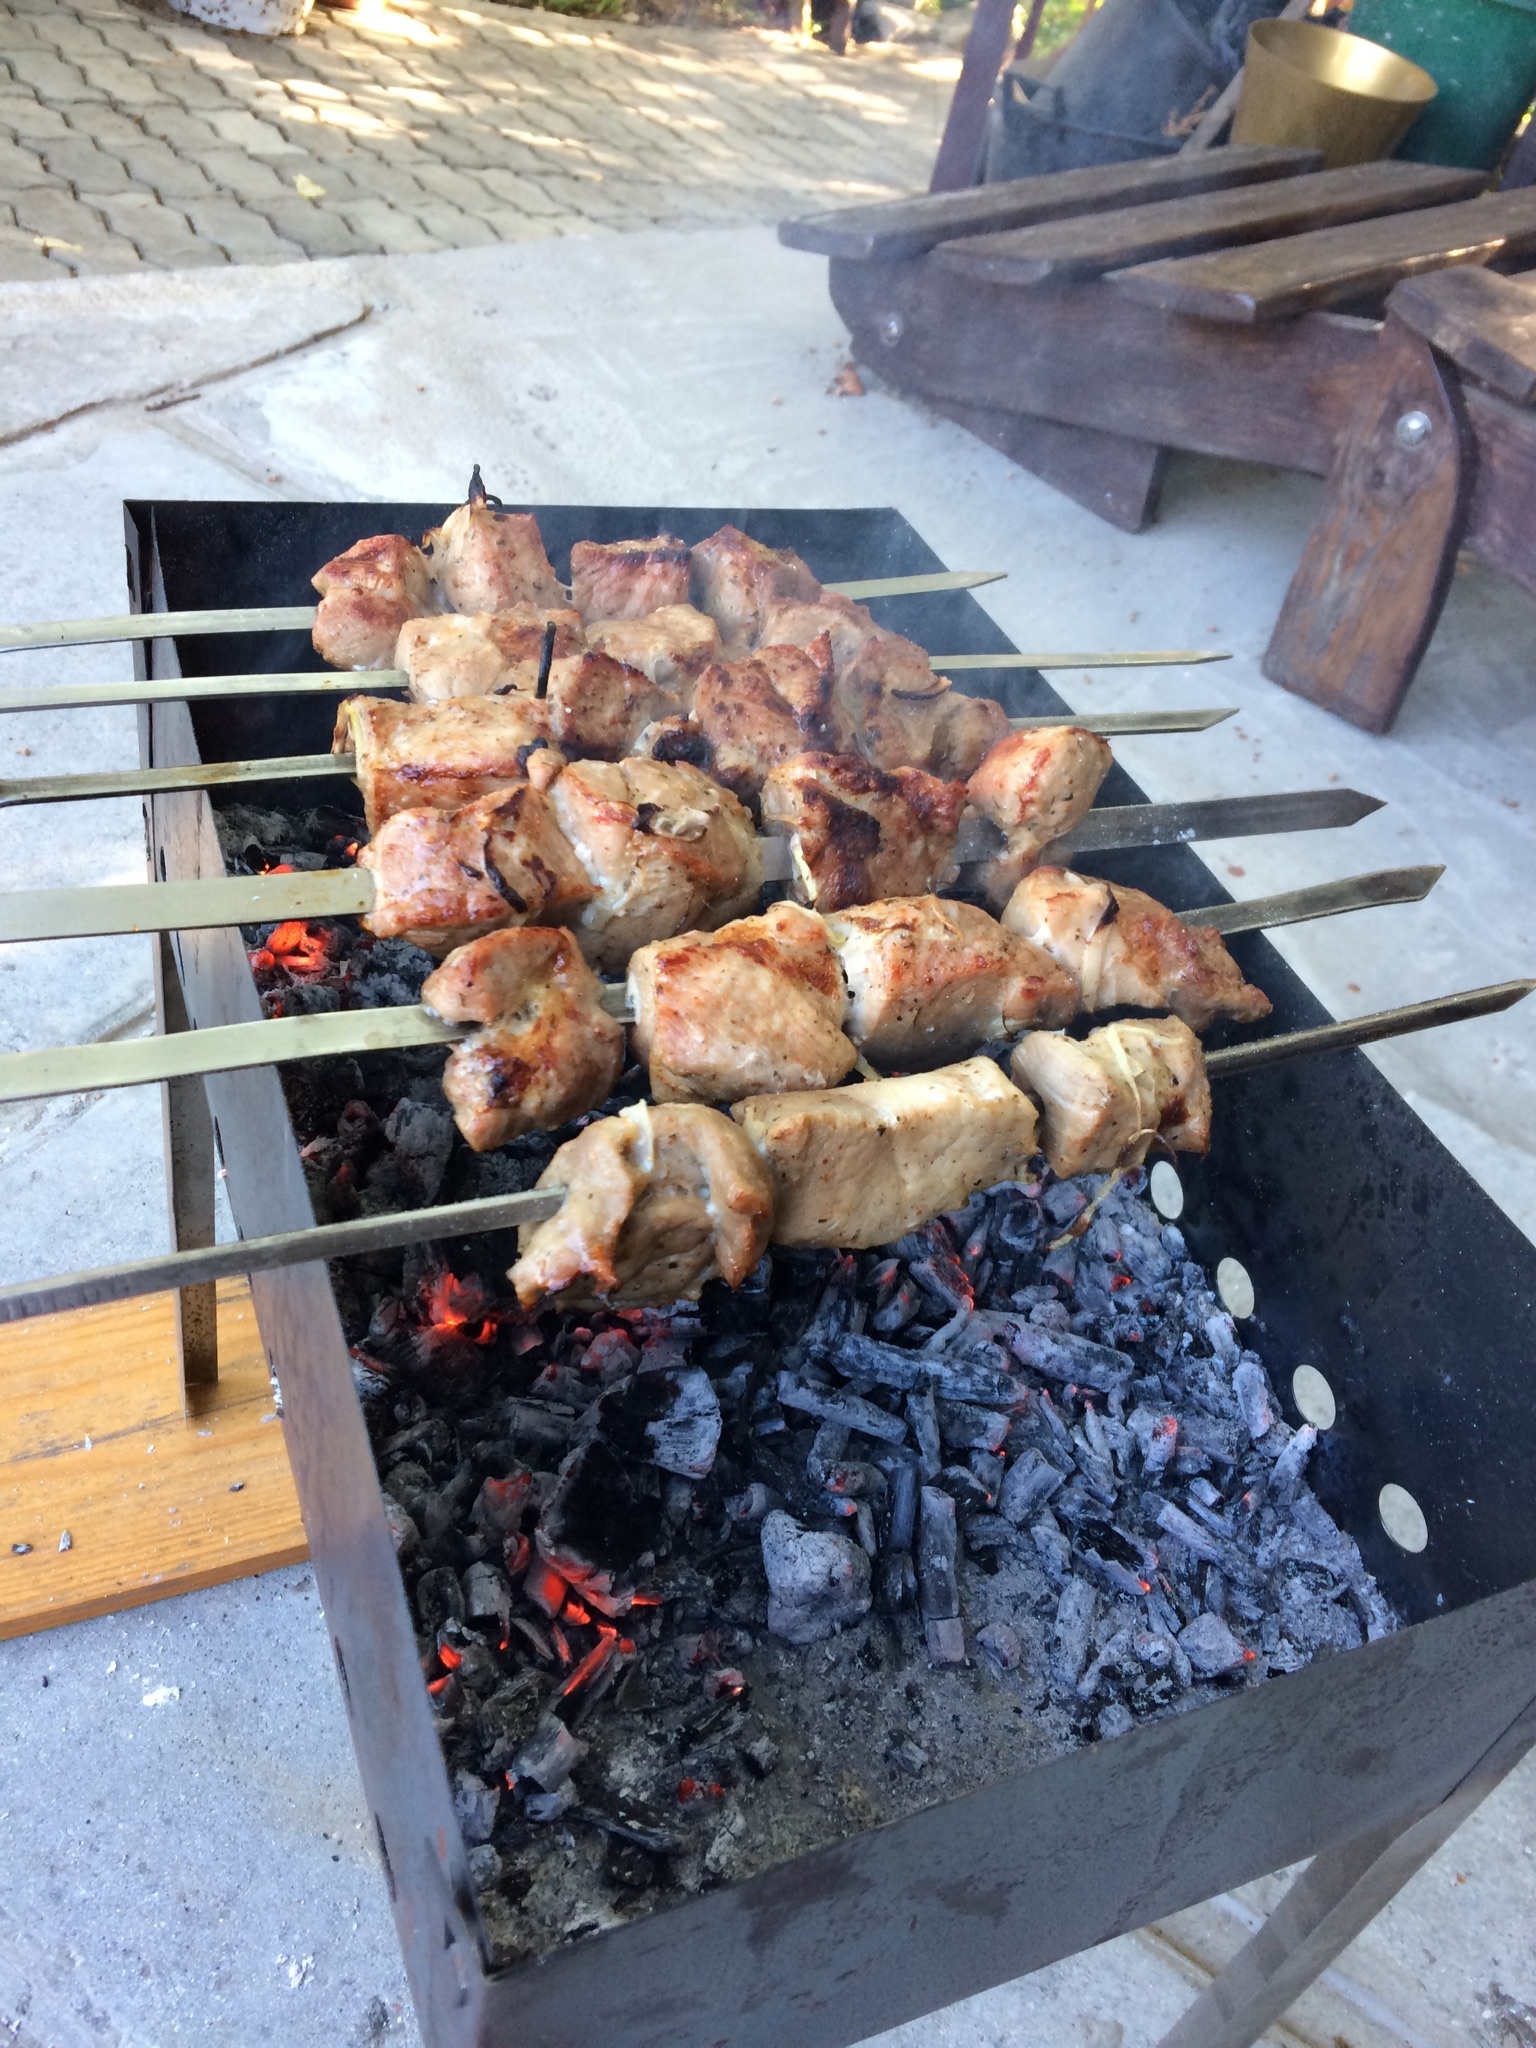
1152;1692;1536;2048
931;398;1169;534
1263;317;1471;734
155;928;219;1395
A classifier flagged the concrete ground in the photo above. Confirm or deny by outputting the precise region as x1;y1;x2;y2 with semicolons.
0;0;959;278
0;224;1534;2047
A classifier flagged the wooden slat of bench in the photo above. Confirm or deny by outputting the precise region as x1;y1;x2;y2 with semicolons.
1113;189;1536;325
935;162;1485;286
777;145;1320;263
1389;264;1536;404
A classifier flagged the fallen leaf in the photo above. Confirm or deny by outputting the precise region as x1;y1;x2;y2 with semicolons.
829;362;865;398
34;235;83;255
294;174;327;201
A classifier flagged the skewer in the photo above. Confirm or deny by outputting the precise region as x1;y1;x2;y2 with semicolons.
0;571;1005;658
0;866;1443;1104
0;655;1235;715
0;711;1236;809
3;974;1527;1327
0;709;1239;808
0;787;1385;945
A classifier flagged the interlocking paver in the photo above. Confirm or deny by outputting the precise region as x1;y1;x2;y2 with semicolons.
0;0;956;272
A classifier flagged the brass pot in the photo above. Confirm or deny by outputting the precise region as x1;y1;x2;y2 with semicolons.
1231;19;1438;169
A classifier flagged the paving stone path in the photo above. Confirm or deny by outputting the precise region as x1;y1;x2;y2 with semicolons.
0;0;958;278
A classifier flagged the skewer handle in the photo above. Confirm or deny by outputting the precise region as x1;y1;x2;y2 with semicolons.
0;1187;564;1323
0;868;373;943
1206;979;1536;1077
0;606;318;653
0;672;406;714
0;754;352;808
944;650;1232;670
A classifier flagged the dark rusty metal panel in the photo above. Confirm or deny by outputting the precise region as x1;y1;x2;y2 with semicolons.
127;500;1536;2048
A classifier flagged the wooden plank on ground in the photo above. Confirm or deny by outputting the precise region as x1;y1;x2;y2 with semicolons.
1390;263;1536;404
1114;188;1536;325
778;145;1320;263
0;1278;308;1640
936;161;1485;286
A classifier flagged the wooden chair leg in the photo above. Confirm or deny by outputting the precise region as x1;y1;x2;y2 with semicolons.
1263;315;1472;734
933;398;1169;533
1154;1692;1536;2048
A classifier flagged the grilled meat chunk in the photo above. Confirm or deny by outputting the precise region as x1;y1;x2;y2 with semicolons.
826;895;1077;1067
1009;1016;1211;1178
511;1102;774;1307
760;753;965;911
585;604;722;694
628;900;856;1105
312;533;437;671
570;535;692;621
689;525;820;645
690;638;836;797
551;757;763;973
421;927;624;1151
733;1057;1038;1250
397;606;585;703
359;783;594;954
423;481;562;613
336;694;559;833
1003;867;1271;1032
544;650;686;759
965;727;1114;906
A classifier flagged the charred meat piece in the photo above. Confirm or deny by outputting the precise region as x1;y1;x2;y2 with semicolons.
397;606;585;703
760;592;891;675
422;476;562;613
570;535;692;621
1003;866;1272;1032
511;1102;774;1307
544;650;686;759
312;533;437;671
965;727;1114;906
628;900;856;1105
760;753;965;912
690;638;836;798
733;1056;1038;1250
585;604;722;695
688;525;820;646
825;894;1077;1067
335;694;558;834
550;757;763;973
1009;1016;1211;1178
359;783;594;954
421;927;625;1151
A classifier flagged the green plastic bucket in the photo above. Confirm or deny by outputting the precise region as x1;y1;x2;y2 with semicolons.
1348;0;1536;168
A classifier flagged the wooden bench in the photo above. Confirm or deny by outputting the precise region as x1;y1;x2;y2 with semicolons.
783;155;1536;733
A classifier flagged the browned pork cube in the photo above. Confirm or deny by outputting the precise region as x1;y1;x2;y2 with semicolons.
824;895;1077;1067
837;671;1009;780
628;901;856;1105
585;605;722;696
550;757;763;973
1003;867;1271;1033
544;651;687;758
511;1102;774;1307
335;694;558;833
421;927;625;1151
1009;1016;1211;1178
732;1057;1038;1250
688;525;820;645
358;784;594;954
760;753;965;912
690;638;836;798
396;605;585;702
423;482;562;613
570;535;692;621
312;533;436;671
965;726;1114;906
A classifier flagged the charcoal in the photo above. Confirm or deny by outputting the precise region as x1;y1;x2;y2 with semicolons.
873;1282;923;1334
1268;1424;1318;1506
524;1785;577;1823
643;1369;722;1480
918;1487;963;1665
416;1566;465;1632
776;1373;907;1446
975;1620;1022;1673
1098;1702;1135;1740
383;1498;420;1560
1004;1323;1132;1397
936;1400;1010;1454
463;1561;513;1627
761;1511;872;1645
962;1514;1015;1551
999;1448;1063;1526
1179;1612;1250;1677
452;1770;502;1846
970;1450;1005;1500
476;1676;547;1771
1032;1518;1072;1581
739;1732;780;1777
907;1388;942;1479
835;1333;1019;1409
1053;1579;1098;1689
466;1843;503;1892
886;1738;929;1776
509;1716;588;1792
938;1465;993;1514
1232;1360;1276;1442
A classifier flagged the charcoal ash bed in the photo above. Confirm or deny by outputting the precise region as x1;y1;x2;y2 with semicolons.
132;500;1536;2048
